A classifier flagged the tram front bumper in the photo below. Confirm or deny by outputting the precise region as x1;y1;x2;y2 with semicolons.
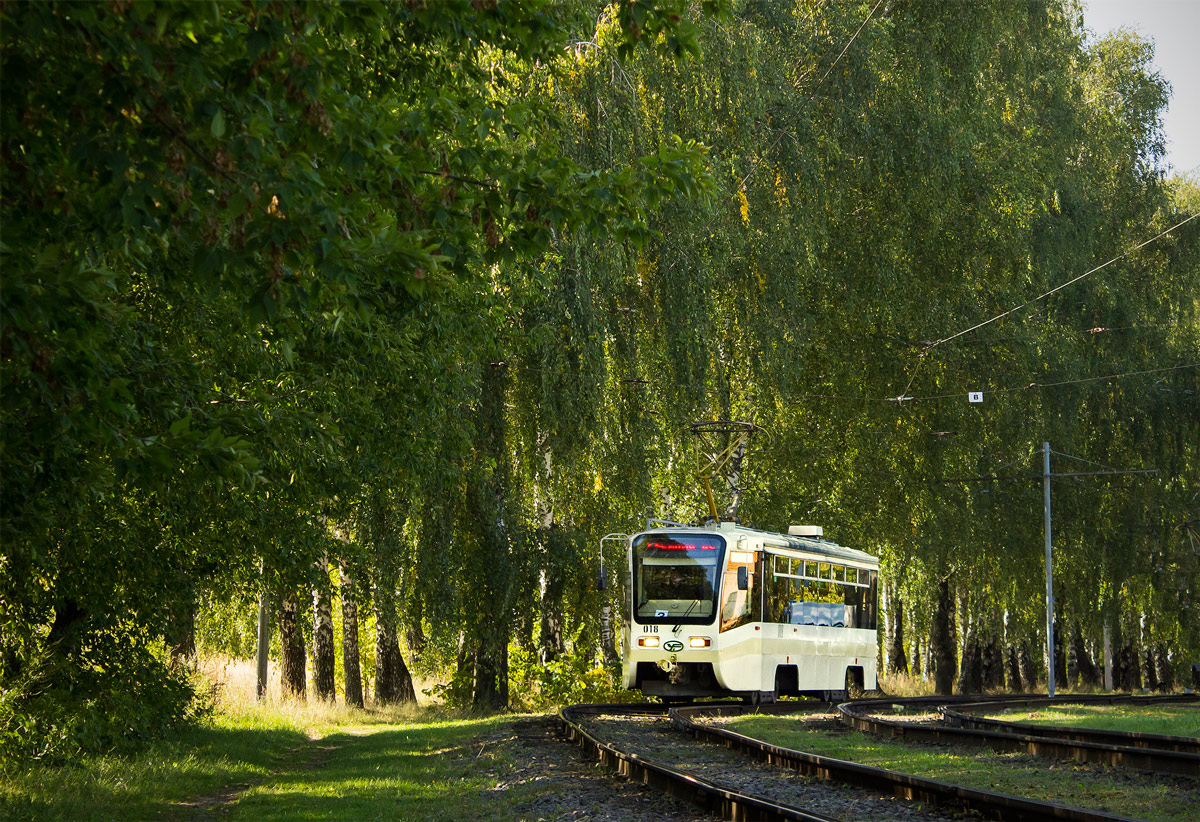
628;648;719;693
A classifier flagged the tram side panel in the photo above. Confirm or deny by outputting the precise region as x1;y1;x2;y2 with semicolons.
626;620;878;696
712;551;878;695
724;625;875;695
763;552;878;692
709;623;762;692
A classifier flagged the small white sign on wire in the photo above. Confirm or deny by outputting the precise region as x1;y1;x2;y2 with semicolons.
968;391;984;404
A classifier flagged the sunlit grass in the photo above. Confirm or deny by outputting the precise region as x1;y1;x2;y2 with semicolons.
721;713;1199;822
983;704;1200;738
877;671;938;697
0;657;555;822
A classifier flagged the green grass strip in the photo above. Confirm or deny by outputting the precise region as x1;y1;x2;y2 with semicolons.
722;714;1199;822
982;704;1200;738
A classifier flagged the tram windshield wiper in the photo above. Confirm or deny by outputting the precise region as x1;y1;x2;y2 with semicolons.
673;599;699;633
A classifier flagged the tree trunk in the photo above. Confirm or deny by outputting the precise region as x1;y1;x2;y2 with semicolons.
406;601;427;666
959;638;982;694
957;590;979;695
1053;616;1067;687
1005;645;1023;692
256;581;271;700
47;597;87;662
888;597;908;676
474;637;508;709
982;635;1004;690
599;604;619;665
279;590;307;700
340;564;364;709
1103;622;1113;692
911;636;922;678
456;638;476;705
374;576;416;705
1019;640;1038;692
931;579;956;696
539;566;566;667
1068;625;1097;687
1143;648;1159;691
312;553;336;702
1155;644;1173;691
469;362;513;711
721;435;749;521
1116;642;1142;691
168;586;196;666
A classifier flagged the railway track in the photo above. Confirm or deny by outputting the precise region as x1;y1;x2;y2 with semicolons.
841;694;1200;777
936;694;1200;753
560;694;1197;822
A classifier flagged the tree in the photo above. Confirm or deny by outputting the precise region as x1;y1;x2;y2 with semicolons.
1;0;719;753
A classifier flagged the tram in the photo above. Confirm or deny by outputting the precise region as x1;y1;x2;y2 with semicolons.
620;520;878;703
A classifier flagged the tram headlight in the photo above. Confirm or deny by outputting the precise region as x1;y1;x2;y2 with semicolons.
688;636;711;648
638;636;660;648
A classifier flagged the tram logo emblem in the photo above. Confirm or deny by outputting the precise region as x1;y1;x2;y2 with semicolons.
663;640;684;652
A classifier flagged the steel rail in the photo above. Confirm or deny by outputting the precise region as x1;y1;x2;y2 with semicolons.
840;694;1200;777
561;699;1142;822
558;702;839;821
671;700;1139;822
935;694;1199;753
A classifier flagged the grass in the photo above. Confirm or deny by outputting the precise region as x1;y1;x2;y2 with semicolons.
0;657;560;822
720;712;1199;822
226;715;544;822
877;671;938;697
983;704;1200;737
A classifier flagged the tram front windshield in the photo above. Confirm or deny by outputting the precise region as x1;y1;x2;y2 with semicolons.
633;534;723;624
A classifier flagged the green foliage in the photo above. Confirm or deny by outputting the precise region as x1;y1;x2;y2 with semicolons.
1;0;718;746
2;0;1196;753
0;642;210;766
509;633;628;709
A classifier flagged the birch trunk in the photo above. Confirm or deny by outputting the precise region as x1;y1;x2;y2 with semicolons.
279;590;307;700
340;564;364;708
312;552;336;702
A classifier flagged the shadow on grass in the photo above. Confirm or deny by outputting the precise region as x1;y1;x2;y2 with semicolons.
227;719;521;822
2;724;310;822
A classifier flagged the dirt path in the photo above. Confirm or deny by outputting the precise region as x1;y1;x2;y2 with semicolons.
172;732;341;821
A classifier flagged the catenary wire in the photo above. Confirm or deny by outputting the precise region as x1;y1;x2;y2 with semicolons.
664;0;884;275
893;212;1199;399
918;213;1199;355
783;362;1199;405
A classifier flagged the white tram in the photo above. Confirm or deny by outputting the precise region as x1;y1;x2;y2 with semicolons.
621;520;878;702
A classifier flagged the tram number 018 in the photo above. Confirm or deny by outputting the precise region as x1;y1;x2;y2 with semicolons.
643;625;660;633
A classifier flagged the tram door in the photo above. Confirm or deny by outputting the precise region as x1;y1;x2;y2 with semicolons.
719;550;760;632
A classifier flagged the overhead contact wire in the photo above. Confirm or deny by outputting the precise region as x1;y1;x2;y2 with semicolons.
665;0;883;275
787;362;1199;405
931;212;1199;351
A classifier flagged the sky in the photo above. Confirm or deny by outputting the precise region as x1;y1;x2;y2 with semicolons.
1083;0;1200;176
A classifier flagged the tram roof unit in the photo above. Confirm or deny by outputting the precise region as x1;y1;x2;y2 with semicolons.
640;520;878;568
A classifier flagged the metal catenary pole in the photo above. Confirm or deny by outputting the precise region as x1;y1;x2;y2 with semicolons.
946;446;1157;697
256;558;270;700
1043;442;1056;698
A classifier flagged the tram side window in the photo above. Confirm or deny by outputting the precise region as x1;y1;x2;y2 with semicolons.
863;570;878;629
782;577;846;627
842;570;878;630
767;568;791;624
767;558;878;629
